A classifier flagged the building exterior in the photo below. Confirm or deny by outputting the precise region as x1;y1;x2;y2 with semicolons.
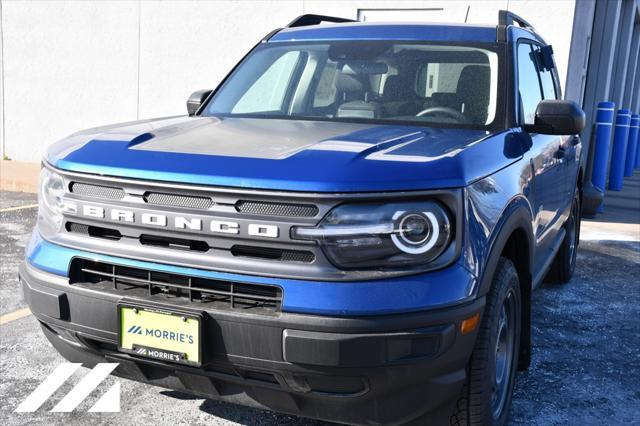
0;0;639;166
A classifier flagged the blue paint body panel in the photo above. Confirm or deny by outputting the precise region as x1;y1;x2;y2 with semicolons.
47;116;514;192
26;233;476;315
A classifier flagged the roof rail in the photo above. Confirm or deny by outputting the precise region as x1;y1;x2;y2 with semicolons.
286;14;355;28
498;10;535;31
497;10;539;42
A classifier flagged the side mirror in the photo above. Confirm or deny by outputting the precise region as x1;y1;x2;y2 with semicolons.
186;90;212;116
525;99;585;135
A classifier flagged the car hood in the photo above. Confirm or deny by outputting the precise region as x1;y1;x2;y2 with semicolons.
47;116;517;192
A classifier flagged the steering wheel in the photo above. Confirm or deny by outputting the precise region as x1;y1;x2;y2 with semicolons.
416;106;468;122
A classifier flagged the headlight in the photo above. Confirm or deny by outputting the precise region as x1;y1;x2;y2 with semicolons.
292;201;453;270
38;167;66;234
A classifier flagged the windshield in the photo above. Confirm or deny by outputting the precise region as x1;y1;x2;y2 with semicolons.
202;40;500;128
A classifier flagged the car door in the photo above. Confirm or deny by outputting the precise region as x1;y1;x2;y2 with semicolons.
535;44;578;222
516;41;566;274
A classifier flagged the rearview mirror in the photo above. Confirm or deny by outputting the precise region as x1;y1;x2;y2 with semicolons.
525;100;585;135
341;61;389;75
187;90;212;116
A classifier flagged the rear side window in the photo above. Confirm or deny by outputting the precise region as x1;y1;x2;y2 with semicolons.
517;43;542;124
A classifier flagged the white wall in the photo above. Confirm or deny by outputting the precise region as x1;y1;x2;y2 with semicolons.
0;0;576;162
2;1;140;162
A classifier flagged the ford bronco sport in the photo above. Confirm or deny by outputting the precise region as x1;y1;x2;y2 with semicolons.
21;11;585;425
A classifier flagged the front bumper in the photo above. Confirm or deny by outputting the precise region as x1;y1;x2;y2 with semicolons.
21;260;483;425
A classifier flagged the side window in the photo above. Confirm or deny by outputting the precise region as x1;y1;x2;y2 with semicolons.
532;45;558;100
233;51;301;113
313;61;338;108
517;43;543;124
539;69;557;99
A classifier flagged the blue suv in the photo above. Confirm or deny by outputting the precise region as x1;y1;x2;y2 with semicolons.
22;11;585;425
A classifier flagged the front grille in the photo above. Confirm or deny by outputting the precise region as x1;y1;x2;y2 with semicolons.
68;181;318;217
70;259;282;313
144;192;213;209
231;245;315;263
66;222;122;240
235;200;319;217
65;224;316;263
70;182;125;200
139;234;209;252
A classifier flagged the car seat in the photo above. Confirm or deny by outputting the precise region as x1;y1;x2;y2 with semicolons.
335;73;382;119
382;75;423;117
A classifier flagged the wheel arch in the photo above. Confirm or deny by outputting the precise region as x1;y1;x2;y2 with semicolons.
477;201;534;370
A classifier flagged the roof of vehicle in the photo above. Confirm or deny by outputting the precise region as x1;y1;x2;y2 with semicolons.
270;22;499;43
267;11;544;44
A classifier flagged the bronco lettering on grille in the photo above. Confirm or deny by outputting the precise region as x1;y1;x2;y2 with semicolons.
71;204;280;238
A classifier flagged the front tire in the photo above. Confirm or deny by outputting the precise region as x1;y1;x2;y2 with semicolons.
451;258;521;426
547;188;580;284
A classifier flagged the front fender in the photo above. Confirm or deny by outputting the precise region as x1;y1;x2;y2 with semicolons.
475;200;534;297
461;163;535;298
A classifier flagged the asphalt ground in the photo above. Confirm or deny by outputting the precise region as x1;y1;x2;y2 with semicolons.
1;189;639;425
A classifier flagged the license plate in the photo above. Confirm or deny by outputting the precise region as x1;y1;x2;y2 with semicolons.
118;305;201;366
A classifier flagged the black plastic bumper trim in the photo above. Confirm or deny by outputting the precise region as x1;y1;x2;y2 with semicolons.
283;325;454;367
20;260;485;425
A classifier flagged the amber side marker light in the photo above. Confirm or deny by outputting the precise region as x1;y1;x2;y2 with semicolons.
460;313;481;335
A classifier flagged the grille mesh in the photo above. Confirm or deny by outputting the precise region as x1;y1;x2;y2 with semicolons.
70;182;125;200
231;245;315;263
236;200;319;217
67;222;89;234
144;192;213;209
66;222;122;240
279;250;316;263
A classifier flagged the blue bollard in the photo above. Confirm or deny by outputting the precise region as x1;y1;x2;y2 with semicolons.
636;117;640;169
624;114;639;177
608;109;631;191
591;102;616;193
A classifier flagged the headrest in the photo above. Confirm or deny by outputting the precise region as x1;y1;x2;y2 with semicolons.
457;65;491;122
457;65;490;94
383;75;417;101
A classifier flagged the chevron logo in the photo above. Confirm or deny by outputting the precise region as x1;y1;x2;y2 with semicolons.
14;363;120;413
127;325;143;335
